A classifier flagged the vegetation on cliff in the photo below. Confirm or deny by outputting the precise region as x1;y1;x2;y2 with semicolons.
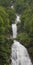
0;0;33;65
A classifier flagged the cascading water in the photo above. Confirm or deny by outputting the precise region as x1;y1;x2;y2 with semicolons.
11;40;32;65
11;23;32;65
11;5;14;9
15;14;21;24
11;5;32;65
12;24;17;38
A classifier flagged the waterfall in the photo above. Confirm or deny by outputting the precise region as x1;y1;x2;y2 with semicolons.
11;5;32;65
11;22;32;65
11;40;32;65
12;24;17;38
11;5;14;9
15;14;21;24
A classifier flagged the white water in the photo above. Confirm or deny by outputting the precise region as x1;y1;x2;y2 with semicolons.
11;5;32;65
11;23;32;65
11;5;14;9
11;5;20;24
15;14;21;24
12;24;17;38
11;40;32;65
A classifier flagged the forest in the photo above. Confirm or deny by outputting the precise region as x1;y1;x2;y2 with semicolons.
0;0;33;65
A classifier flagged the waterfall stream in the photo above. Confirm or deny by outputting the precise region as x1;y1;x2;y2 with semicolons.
11;5;32;65
15;14;21;24
11;40;32;65
12;24;17;38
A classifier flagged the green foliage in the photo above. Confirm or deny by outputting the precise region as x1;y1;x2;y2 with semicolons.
17;33;30;47
0;7;10;34
17;6;33;63
13;0;30;14
21;8;33;36
0;0;11;7
0;6;13;65
7;8;16;24
0;0;33;64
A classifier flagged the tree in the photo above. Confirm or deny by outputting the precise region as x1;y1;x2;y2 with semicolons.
17;7;33;63
7;8;16;24
0;6;13;65
0;0;11;7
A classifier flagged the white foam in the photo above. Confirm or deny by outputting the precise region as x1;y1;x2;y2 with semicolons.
11;40;32;65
